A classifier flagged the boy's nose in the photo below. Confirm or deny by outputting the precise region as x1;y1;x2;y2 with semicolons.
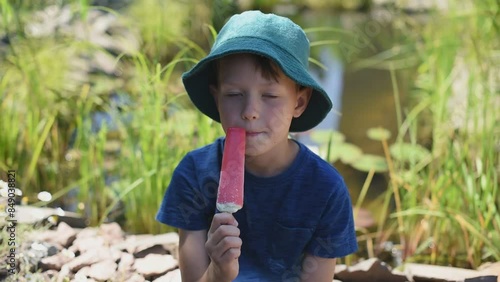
241;98;260;120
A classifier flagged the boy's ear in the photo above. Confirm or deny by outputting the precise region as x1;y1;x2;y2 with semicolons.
293;87;312;118
209;85;219;107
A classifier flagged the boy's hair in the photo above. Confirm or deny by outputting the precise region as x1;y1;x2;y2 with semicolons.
209;53;305;91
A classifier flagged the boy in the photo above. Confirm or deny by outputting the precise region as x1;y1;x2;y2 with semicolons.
156;10;358;282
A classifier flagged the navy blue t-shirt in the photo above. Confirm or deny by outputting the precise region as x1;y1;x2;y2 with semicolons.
156;138;358;281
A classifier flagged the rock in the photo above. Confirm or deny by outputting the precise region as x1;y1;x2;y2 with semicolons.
478;262;500;282
30;222;77;250
116;232;179;258
134;254;178;279
117;234;153;254
335;258;406;282
135;244;169;258
154;268;181;282
52;222;78;248
465;276;498;282
22;241;62;271
40;249;75;270
118;252;135;272
63;247;121;272
69;235;105;254
43;269;59;280
14;205;86;228
74;266;91;279
87;259;117;281
124;273;148;282
393;263;498;282
99;222;125;245
58;265;72;282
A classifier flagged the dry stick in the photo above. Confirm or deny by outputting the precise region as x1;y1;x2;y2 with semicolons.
381;138;405;251
354;169;376;258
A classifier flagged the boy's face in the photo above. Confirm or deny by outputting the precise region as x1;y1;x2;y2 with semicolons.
210;53;311;157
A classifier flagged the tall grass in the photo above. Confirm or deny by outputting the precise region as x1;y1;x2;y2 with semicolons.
0;1;84;197
376;0;500;268
0;0;222;234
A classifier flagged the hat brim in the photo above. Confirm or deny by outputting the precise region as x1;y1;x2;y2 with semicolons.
182;37;332;132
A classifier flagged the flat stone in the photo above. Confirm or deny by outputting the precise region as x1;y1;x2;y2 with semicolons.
134;254;178;279
74;266;91;278
465;276;498;282
154;268;181;282
335;258;406;282
394;263;488;281
87;259;117;281
69;235;105;254
117;234;153;254
14;206;85;228
34;222;77;248
76;227;99;239
53;222;78;248
478;262;500;282
118;252;135;271
124;273;148;282
40;249;75;270
117;233;179;256
99;222;125;245
135;244;169;258
63;247;121;272
57;265;72;282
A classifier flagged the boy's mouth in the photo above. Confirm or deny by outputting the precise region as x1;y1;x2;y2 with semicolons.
246;131;262;136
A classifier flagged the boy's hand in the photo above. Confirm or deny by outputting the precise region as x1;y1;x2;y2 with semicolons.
205;213;242;282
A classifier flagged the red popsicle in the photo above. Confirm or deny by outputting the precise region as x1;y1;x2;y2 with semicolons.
216;127;246;213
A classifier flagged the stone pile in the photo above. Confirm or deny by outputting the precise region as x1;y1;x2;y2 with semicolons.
14;222;181;281
3;220;499;282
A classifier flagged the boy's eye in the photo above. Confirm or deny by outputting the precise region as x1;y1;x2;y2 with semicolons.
263;93;277;98
225;92;242;97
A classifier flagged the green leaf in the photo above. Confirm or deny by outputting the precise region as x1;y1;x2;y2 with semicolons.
336;143;363;164
310;129;345;145
367;127;391;141
351;154;388;172
389;143;431;163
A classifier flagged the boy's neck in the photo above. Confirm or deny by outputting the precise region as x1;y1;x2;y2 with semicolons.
244;139;299;178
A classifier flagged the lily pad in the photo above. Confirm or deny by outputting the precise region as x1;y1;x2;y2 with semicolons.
310;129;345;145
351;154;388;173
390;143;431;163
319;144;341;163
334;143;363;164
367;127;391;141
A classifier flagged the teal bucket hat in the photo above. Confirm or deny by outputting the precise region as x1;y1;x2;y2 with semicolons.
182;10;332;132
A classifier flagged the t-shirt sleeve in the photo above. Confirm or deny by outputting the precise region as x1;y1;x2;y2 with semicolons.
306;178;358;258
155;153;213;231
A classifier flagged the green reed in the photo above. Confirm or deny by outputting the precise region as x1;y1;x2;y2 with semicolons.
0;2;82;197
0;0;221;233
377;0;500;268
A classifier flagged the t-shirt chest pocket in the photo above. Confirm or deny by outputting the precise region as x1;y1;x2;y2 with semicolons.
267;221;314;274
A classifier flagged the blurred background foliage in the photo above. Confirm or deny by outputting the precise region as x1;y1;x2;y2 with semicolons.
0;0;498;269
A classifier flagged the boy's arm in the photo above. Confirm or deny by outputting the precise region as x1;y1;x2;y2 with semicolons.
178;229;210;282
178;213;241;282
300;254;337;282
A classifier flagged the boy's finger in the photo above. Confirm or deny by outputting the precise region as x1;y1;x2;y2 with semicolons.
211;237;242;262
208;224;241;249
209;213;238;232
